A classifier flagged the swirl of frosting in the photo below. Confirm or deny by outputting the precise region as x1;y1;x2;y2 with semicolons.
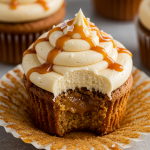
139;0;150;30
22;10;133;100
0;0;64;23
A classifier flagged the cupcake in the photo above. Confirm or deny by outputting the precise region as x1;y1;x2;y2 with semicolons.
22;9;133;136
136;0;150;70
93;0;142;21
0;0;66;65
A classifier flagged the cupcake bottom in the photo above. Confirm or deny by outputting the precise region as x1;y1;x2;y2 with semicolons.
136;17;150;70
0;5;66;65
23;74;133;137
93;0;141;21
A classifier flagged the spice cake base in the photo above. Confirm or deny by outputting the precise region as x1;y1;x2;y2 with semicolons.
23;74;133;137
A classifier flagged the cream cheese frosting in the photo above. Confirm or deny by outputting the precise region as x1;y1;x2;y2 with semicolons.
139;0;150;30
0;0;64;23
22;10;133;100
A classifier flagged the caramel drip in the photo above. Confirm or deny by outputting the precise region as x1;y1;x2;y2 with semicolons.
23;48;36;57
90;25;115;48
116;47;133;57
37;0;49;11
33;38;48;50
23;38;47;57
105;56;123;71
92;46;123;72
26;49;62;88
10;0;50;10
10;0;18;9
46;27;62;40
56;35;71;49
67;19;74;26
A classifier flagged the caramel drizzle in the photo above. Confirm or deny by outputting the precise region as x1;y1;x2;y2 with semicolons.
23;18;132;87
10;0;49;10
10;0;18;9
37;0;49;11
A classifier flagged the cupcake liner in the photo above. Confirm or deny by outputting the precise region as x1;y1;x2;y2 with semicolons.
136;17;150;70
1;65;150;149
0;30;48;65
93;0;142;21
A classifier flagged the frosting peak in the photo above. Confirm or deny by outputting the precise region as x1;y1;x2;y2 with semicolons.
73;9;88;27
62;9;92;39
22;10;133;100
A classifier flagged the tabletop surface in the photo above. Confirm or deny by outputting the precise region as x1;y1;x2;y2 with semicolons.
0;0;150;149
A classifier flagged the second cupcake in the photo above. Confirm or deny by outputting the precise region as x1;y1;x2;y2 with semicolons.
136;0;150;70
0;0;66;64
93;0;142;21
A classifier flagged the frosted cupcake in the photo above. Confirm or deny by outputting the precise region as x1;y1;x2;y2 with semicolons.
22;10;133;136
136;0;150;70
93;0;142;21
0;0;66;64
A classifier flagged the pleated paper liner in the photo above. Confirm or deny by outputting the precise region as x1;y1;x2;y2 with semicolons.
0;65;150;150
0;31;47;65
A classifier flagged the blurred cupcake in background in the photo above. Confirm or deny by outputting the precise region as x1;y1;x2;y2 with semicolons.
136;0;150;70
0;0;66;64
93;0;142;21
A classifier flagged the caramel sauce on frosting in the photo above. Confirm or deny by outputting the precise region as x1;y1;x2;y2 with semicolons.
24;10;132;88
10;0;18;9
10;0;49;10
37;0;49;11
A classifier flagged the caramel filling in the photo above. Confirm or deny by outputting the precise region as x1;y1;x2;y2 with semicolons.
62;92;98;116
10;0;50;10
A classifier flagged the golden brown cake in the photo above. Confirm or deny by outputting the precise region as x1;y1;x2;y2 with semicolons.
136;0;150;70
22;10;133;136
93;0;142;21
0;0;66;64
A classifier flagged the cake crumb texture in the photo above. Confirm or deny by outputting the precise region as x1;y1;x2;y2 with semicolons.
0;66;150;149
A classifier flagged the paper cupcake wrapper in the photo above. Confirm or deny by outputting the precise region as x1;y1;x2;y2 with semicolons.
0;30;48;65
0;65;150;150
93;0;141;21
136;16;150;70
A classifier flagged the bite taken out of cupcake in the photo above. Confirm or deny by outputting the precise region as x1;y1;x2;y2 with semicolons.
22;9;133;137
0;0;66;64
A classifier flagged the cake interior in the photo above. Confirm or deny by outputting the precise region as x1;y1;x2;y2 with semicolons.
56;88;110;136
53;86;129;136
